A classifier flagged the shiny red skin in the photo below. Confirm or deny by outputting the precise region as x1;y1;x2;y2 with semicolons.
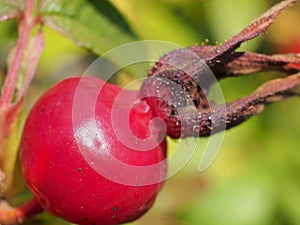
20;77;167;225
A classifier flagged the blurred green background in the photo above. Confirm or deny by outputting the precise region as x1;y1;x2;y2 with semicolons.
1;0;300;224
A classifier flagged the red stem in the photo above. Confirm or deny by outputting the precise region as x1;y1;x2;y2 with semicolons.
0;0;37;106
16;198;44;222
0;198;44;225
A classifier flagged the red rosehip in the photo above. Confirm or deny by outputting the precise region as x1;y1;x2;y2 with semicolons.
278;39;300;70
20;76;167;225
279;39;300;54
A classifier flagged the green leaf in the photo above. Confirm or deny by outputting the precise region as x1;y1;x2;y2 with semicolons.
42;0;136;56
0;0;23;21
110;0;201;46
24;212;74;225
87;0;134;36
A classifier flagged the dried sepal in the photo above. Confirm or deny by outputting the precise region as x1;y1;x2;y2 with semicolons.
141;0;300;139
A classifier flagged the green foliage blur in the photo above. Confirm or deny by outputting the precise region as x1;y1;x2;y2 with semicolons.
1;0;300;224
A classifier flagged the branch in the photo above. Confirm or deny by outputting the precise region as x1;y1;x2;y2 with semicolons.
0;0;40;106
0;198;44;225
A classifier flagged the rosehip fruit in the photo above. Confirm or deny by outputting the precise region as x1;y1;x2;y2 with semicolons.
20;76;167;225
